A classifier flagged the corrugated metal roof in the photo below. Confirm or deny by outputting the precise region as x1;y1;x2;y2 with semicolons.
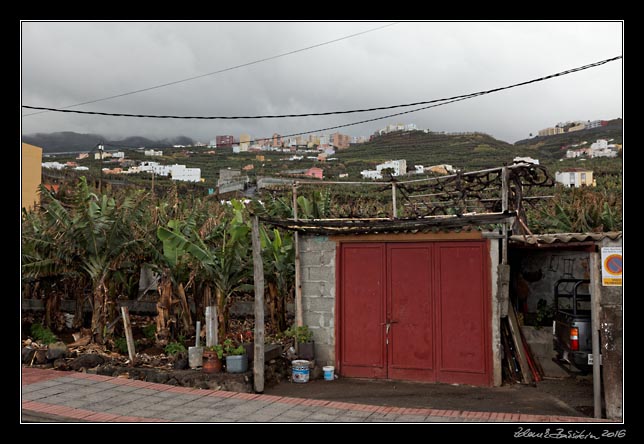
261;212;514;235
510;232;622;245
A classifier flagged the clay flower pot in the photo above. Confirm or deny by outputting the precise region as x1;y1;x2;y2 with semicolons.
202;349;222;373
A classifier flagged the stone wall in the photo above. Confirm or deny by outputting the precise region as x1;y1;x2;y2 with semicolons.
299;235;336;367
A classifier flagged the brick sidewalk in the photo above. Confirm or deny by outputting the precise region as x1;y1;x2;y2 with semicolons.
21;367;607;423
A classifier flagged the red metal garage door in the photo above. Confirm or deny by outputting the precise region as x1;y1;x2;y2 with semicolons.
338;241;490;386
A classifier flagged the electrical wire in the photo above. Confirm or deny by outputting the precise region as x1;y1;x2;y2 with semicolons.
22;22;399;117
22;55;621;121
29;55;623;151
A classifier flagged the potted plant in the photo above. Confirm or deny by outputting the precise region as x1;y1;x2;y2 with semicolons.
285;325;315;361
223;339;248;373
202;345;223;373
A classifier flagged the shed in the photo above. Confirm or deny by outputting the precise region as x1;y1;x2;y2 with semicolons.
264;213;514;387
509;231;622;420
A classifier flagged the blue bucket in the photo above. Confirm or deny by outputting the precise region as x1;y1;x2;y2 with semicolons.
323;366;334;381
292;360;310;383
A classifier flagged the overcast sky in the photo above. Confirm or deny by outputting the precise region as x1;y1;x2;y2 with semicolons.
21;21;623;144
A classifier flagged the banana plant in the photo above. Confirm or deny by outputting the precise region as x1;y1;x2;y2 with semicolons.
22;178;148;343
260;227;294;332
157;199;252;340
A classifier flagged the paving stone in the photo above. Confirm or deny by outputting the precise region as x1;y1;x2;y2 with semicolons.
395;415;427;422
366;413;400;422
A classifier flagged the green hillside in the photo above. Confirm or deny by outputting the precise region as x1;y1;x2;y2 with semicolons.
333;122;622;179
513;118;623;160
337;130;519;175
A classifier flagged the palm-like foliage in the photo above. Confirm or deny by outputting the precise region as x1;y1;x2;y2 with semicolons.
260;227;294;332
532;186;622;233
22;178;151;342
157;200;252;340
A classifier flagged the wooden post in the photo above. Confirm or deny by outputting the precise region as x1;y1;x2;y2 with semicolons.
391;181;397;219
252;216;265;393
589;252;603;419
120;306;136;364
501;167;509;265
205;306;218;347
293;181;303;327
507;305;533;385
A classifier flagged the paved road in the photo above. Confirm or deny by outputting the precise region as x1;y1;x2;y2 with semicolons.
21;367;606;423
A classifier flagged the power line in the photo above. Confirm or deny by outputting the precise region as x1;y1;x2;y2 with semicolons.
22;22;399;117
22;55;622;121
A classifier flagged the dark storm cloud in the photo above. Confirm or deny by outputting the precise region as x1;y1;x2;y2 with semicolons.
21;21;622;143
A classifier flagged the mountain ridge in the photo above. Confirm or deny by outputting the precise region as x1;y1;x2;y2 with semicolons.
22;131;195;153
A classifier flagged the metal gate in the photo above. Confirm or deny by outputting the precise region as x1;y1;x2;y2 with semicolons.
338;241;491;386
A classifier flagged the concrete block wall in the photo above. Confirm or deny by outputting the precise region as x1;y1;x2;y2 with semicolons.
299;235;336;367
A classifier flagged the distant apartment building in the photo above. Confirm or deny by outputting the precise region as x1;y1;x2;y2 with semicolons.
216;135;235;148
568;123;586;133
589;139;618;158
22;142;42;211
95;151;113;160
76;152;89;160
555;169;595;188
331;133;351;150
318;135;329;147
112;152;125;159
538;127;564;137
586;120;607;129
361;159;408;180
377;123;418;136
361;170;383;180
272;133;283;148
352;136;369;144
379;159;407;176
566;139;617;159
239;134;251;152
208;139;217;148
566;148;590;158
168;165;201;182
144;149;163;156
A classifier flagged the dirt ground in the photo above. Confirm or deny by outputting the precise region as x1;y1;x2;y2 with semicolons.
265;374;596;418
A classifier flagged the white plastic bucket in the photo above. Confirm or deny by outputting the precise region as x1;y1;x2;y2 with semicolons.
323;365;334;381
292;360;310;383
